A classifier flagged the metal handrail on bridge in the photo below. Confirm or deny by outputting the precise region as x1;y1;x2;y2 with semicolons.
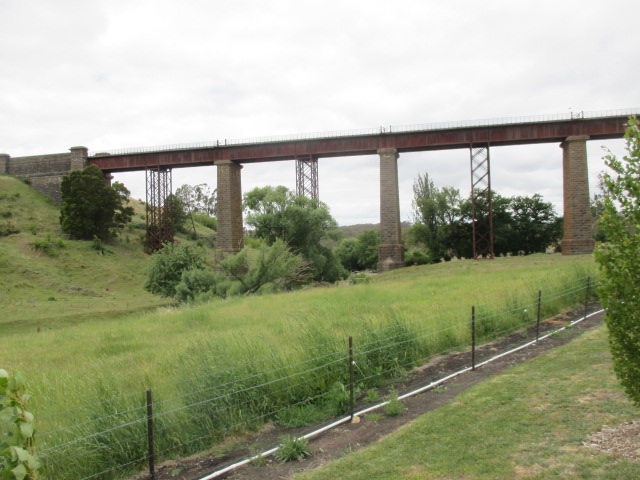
91;107;639;157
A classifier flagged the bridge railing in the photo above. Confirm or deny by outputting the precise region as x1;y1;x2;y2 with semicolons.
91;107;639;157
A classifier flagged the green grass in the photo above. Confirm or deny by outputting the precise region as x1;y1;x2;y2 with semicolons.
0;175;170;332
294;326;640;480
0;174;603;479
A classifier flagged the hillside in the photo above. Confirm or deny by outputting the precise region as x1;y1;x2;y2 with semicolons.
0;175;199;331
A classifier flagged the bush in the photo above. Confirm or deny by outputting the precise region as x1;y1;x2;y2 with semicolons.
174;268;231;303
404;248;432;266
144;242;207;298
31;233;65;256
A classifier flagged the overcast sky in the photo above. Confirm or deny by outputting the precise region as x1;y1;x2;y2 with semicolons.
1;0;638;225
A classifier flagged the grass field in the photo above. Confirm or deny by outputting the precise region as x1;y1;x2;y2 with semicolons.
0;175;604;479
295;325;640;480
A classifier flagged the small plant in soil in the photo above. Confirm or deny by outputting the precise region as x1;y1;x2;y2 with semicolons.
274;435;311;462
384;389;406;416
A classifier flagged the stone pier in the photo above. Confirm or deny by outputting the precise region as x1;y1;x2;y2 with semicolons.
216;160;244;253
377;148;404;272
561;135;595;254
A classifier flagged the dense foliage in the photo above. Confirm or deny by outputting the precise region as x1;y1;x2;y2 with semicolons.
408;172;562;261
146;239;309;303
595;117;640;406
144;242;207;298
244;186;347;282
59;165;134;240
335;229;380;271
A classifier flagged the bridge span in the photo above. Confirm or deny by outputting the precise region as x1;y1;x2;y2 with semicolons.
2;109;637;270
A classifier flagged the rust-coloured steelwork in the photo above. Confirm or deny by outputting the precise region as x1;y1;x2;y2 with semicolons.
470;145;494;260
89;116;630;173
295;155;319;201
145;167;173;253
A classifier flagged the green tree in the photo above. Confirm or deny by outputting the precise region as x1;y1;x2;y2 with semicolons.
595;116;640;405
509;194;560;254
144;242;207;298
335;229;380;271
244;186;347;282
60;165;134;240
165;194;189;235
411;172;463;261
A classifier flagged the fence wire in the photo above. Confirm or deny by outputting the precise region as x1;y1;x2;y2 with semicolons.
35;277;599;480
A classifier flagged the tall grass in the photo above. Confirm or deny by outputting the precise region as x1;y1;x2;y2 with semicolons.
21;256;599;479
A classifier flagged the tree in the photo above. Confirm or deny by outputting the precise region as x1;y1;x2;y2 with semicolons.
60;165;134;240
509;194;560;254
335;230;380;271
175;184;217;215
411;172;463;261
595;116;640;406
165;194;189;235
244;186;347;282
144;242;207;298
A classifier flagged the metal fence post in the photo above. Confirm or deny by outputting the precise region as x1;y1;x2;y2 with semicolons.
584;276;591;319
536;290;542;341
471;306;476;371
349;336;355;421
146;389;155;480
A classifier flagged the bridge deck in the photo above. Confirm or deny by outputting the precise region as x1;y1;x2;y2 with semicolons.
89;112;635;172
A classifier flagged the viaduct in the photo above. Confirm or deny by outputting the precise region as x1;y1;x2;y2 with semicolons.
1;109;636;271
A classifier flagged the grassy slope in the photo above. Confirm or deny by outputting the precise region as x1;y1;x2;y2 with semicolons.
296;326;640;480
0;175;170;332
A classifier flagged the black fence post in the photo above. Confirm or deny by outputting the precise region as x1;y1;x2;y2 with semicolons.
536;290;542;341
349;336;355;421
471;306;476;371
146;389;155;480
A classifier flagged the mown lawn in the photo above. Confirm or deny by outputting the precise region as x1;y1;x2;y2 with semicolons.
295;325;640;480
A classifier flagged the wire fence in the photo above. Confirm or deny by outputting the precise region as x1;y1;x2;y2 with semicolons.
90;108;640;156
36;276;599;480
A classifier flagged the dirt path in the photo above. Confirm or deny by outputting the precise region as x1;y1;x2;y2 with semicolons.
146;304;603;480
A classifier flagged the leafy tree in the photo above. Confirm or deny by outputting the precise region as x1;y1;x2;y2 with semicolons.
595;116;640;406
244;186;347;282
335;229;380;271
509;194;560;254
411;172;463;261
165;194;189;235
60;165;134;240
144;242;207;298
175;183;217;215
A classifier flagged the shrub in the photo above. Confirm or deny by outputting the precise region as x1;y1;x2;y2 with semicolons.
144;242;207;298
174;268;231;303
404;248;432;266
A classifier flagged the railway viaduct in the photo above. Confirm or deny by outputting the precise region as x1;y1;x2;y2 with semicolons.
1;110;635;271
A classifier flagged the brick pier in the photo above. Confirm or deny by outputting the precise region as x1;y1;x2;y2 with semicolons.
561;135;595;254
377;148;404;272
216;160;244;253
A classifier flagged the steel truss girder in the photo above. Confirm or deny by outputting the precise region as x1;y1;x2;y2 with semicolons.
145;167;173;253
295;155;319;202
470;145;495;259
